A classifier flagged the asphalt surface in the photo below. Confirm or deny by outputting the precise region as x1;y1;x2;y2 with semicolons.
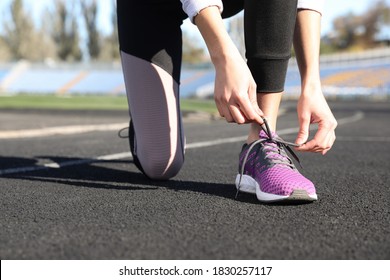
0;100;389;260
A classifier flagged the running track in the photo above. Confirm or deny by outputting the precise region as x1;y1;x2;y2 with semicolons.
0;100;389;259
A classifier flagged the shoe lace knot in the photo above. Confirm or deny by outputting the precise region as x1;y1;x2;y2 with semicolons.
261;136;297;168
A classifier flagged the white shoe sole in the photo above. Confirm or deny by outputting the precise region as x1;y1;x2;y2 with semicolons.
235;174;318;202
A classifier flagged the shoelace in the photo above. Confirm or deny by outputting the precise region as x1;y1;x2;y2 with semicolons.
235;118;302;199
118;127;129;139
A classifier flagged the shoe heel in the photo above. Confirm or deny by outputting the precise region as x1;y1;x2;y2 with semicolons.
235;174;257;194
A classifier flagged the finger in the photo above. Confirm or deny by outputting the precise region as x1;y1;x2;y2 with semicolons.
305;124;332;150
214;93;235;122
217;108;224;118
248;81;264;118
328;131;336;148
295;114;311;146
313;126;336;152
298;137;327;152
296;139;317;152
236;95;264;124
297;136;328;152
214;95;225;118
298;130;334;153
321;147;331;155
322;133;336;155
221;105;234;123
229;104;247;124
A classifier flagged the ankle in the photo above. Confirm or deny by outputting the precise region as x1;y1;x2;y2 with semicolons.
246;134;259;144
246;122;259;143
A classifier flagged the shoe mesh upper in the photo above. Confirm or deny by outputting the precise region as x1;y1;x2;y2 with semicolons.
239;131;316;196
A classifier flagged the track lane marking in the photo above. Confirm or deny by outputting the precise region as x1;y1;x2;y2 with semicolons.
336;136;390;142
0;112;364;176
0;123;128;139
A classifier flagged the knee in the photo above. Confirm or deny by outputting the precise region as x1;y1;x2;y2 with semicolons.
139;151;184;180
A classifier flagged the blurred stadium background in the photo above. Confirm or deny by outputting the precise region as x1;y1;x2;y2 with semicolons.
0;0;389;101
0;48;389;99
1;0;390;263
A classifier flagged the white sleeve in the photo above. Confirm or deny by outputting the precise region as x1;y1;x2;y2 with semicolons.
180;0;224;24
297;0;325;15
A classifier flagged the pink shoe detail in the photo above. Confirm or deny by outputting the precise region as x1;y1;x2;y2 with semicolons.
236;127;317;202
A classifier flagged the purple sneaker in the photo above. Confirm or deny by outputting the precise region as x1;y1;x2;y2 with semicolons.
235;130;317;202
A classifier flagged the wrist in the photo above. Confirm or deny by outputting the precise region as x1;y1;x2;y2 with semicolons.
300;79;323;96
195;6;239;66
210;44;240;66
300;71;321;87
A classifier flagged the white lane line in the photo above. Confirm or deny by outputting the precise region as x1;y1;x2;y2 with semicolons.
0;112;364;176
0;123;128;139
0;110;363;140
0;153;132;176
186;111;365;148
336;111;364;125
336;136;390;142
184;127;301;149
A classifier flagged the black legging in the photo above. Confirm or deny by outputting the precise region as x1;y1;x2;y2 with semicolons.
117;0;298;179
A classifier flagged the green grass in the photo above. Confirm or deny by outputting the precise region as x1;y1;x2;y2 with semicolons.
0;94;128;110
0;94;217;113
180;98;217;113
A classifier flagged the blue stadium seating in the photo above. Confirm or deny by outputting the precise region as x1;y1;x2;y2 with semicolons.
0;70;8;81
68;70;125;95
0;58;389;98
6;70;79;93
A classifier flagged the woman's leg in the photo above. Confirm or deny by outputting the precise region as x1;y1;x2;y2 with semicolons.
236;0;316;203
247;93;282;143
244;0;298;142
117;0;186;180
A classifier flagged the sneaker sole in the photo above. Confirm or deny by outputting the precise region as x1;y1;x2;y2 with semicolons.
235;174;318;202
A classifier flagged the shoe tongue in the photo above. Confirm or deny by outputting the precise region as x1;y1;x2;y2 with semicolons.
259;130;278;140
258;130;291;167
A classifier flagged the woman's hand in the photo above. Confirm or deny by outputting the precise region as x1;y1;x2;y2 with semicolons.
213;51;263;124
295;84;337;155
195;6;263;125
293;10;336;154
